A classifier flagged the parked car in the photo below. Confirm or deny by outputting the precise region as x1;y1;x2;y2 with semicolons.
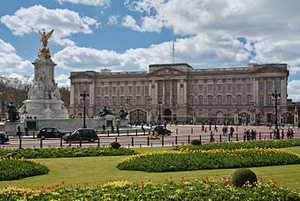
0;132;9;144
62;128;98;142
37;127;67;139
150;125;173;135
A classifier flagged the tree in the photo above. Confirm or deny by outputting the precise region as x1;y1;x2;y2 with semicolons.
59;87;70;106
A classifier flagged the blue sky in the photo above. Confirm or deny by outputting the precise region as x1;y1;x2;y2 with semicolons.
1;0;300;101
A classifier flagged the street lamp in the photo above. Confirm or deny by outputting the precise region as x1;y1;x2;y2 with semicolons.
272;90;280;139
158;101;162;124
80;90;89;128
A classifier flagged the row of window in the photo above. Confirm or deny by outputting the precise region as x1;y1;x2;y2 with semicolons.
75;95;278;107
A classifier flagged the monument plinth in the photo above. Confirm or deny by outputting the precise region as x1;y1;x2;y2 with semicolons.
19;29;68;119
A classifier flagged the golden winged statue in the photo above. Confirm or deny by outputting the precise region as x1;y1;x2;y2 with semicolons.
38;29;54;59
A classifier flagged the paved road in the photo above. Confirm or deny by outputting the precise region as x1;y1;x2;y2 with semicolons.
1;125;298;149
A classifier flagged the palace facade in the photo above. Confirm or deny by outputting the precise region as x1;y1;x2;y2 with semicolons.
69;63;298;125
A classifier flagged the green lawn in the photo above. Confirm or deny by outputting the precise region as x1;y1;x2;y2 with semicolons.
0;146;299;190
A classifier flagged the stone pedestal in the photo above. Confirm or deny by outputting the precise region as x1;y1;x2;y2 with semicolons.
19;54;68;119
5;121;22;136
115;119;128;127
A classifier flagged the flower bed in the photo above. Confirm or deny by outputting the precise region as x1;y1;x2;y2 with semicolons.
117;148;300;172
175;139;300;151
0;157;49;181
0;147;137;159
0;177;299;200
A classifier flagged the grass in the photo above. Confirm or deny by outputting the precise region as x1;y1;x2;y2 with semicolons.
0;146;299;190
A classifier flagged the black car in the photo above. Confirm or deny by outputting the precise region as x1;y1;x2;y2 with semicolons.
150;125;173;135
37;127;67;139
0;132;9;144
62;128;98;142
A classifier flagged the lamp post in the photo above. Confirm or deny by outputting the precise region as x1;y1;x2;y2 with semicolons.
158;101;162;125
272;90;280;139
80;90;89;128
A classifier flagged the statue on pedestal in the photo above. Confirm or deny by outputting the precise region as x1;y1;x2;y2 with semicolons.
99;106;113;117
119;109;128;119
38;29;54;59
7;102;19;122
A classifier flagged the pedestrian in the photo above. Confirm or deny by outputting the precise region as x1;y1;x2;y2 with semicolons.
102;124;106;134
230;126;234;137
16;126;21;137
116;124;119;135
25;126;28;136
210;131;215;143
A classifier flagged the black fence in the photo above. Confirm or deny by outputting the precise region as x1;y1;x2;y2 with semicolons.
2;131;298;149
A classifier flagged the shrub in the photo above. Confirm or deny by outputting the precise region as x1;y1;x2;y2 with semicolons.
191;139;201;146
0;157;49;181
0;147;136;159
232;168;257;187
118;148;300;172
110;141;121;149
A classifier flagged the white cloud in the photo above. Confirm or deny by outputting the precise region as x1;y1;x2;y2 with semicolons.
57;0;110;7
108;15;119;25
0;39;33;73
52;33;253;73
288;80;300;101
55;74;70;87
0;5;100;46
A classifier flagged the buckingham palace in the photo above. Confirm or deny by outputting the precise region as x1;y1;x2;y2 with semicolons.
69;63;298;125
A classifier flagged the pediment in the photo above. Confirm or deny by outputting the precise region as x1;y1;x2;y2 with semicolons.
148;66;186;76
254;65;287;73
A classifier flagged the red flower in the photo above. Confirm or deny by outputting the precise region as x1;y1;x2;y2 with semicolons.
86;182;88;185
24;191;27;194
274;186;277;188
141;181;144;184
148;179;151;182
5;187;7;189
177;185;179;188
62;181;65;184
141;186;144;188
41;186;44;188
65;195;68;197
216;174;219;176
182;177;184;179
170;176;172;179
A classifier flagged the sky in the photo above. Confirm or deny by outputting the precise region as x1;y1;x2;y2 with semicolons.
1;0;300;101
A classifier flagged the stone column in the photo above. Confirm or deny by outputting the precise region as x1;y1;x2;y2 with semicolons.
162;80;165;105
70;83;75;106
183;80;187;106
170;80;173;105
177;81;181;105
154;81;158;104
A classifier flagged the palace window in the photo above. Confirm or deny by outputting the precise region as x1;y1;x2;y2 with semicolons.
120;86;124;93
227;96;231;105
137;86;141;93
260;97;264;106
199;85;203;92
218;85;222;91
208;96;212;105
208;85;212;92
237;96;242;105
247;84;251;92
217;96;222;105
199;97;203;105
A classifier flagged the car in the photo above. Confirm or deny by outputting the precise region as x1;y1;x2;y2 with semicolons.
62;128;98;142
37;127;67;139
150;125;173;135
0;132;9;144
